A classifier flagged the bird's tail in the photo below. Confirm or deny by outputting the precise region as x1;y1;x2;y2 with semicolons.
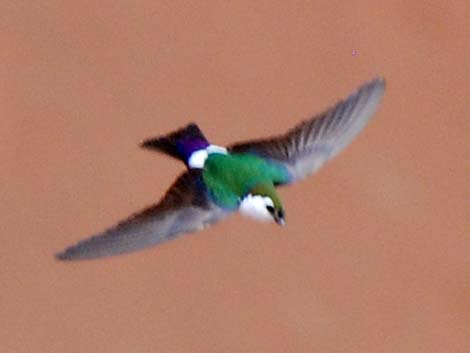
141;123;210;166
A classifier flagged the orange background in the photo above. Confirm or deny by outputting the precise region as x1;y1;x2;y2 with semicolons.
2;1;469;352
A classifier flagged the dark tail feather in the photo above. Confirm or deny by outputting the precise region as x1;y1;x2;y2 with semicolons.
141;123;210;165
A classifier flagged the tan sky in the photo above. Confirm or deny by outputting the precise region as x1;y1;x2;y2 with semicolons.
2;1;469;352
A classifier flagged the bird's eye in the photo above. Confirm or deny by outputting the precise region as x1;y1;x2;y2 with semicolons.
266;205;275;214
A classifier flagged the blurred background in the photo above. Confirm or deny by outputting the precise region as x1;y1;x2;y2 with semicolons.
2;1;469;352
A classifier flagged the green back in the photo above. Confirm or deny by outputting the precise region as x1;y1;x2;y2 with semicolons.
202;153;290;209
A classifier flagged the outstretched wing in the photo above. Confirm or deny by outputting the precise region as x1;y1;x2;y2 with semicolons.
56;170;230;261
229;78;386;184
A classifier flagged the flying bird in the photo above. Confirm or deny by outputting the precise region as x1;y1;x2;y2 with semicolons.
56;78;386;261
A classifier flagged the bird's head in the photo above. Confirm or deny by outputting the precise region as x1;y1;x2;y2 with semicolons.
239;182;285;226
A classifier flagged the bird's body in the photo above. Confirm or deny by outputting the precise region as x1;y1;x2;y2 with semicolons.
56;77;386;261
202;153;290;210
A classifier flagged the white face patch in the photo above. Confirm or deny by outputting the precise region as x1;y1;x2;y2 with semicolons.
188;144;227;169
239;194;275;223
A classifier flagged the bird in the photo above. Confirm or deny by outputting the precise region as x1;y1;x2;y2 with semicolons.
56;77;386;261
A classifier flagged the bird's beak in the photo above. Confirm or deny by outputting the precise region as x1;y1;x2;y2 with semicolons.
274;210;286;226
276;217;286;226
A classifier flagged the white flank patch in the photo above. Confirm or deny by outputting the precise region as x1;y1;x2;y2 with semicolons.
188;144;227;168
239;194;275;223
188;150;209;168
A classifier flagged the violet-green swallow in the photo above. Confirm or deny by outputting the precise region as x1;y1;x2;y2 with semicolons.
56;78;385;261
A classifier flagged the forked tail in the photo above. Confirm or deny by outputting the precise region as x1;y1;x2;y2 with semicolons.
141;123;210;166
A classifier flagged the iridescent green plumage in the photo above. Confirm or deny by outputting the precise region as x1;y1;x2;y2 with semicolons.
202;153;290;210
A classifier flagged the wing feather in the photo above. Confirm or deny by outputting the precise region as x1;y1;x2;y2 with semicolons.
229;78;386;183
56;170;229;261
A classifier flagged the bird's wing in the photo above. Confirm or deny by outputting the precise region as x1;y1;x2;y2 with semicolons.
56;170;230;261
229;78;386;184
